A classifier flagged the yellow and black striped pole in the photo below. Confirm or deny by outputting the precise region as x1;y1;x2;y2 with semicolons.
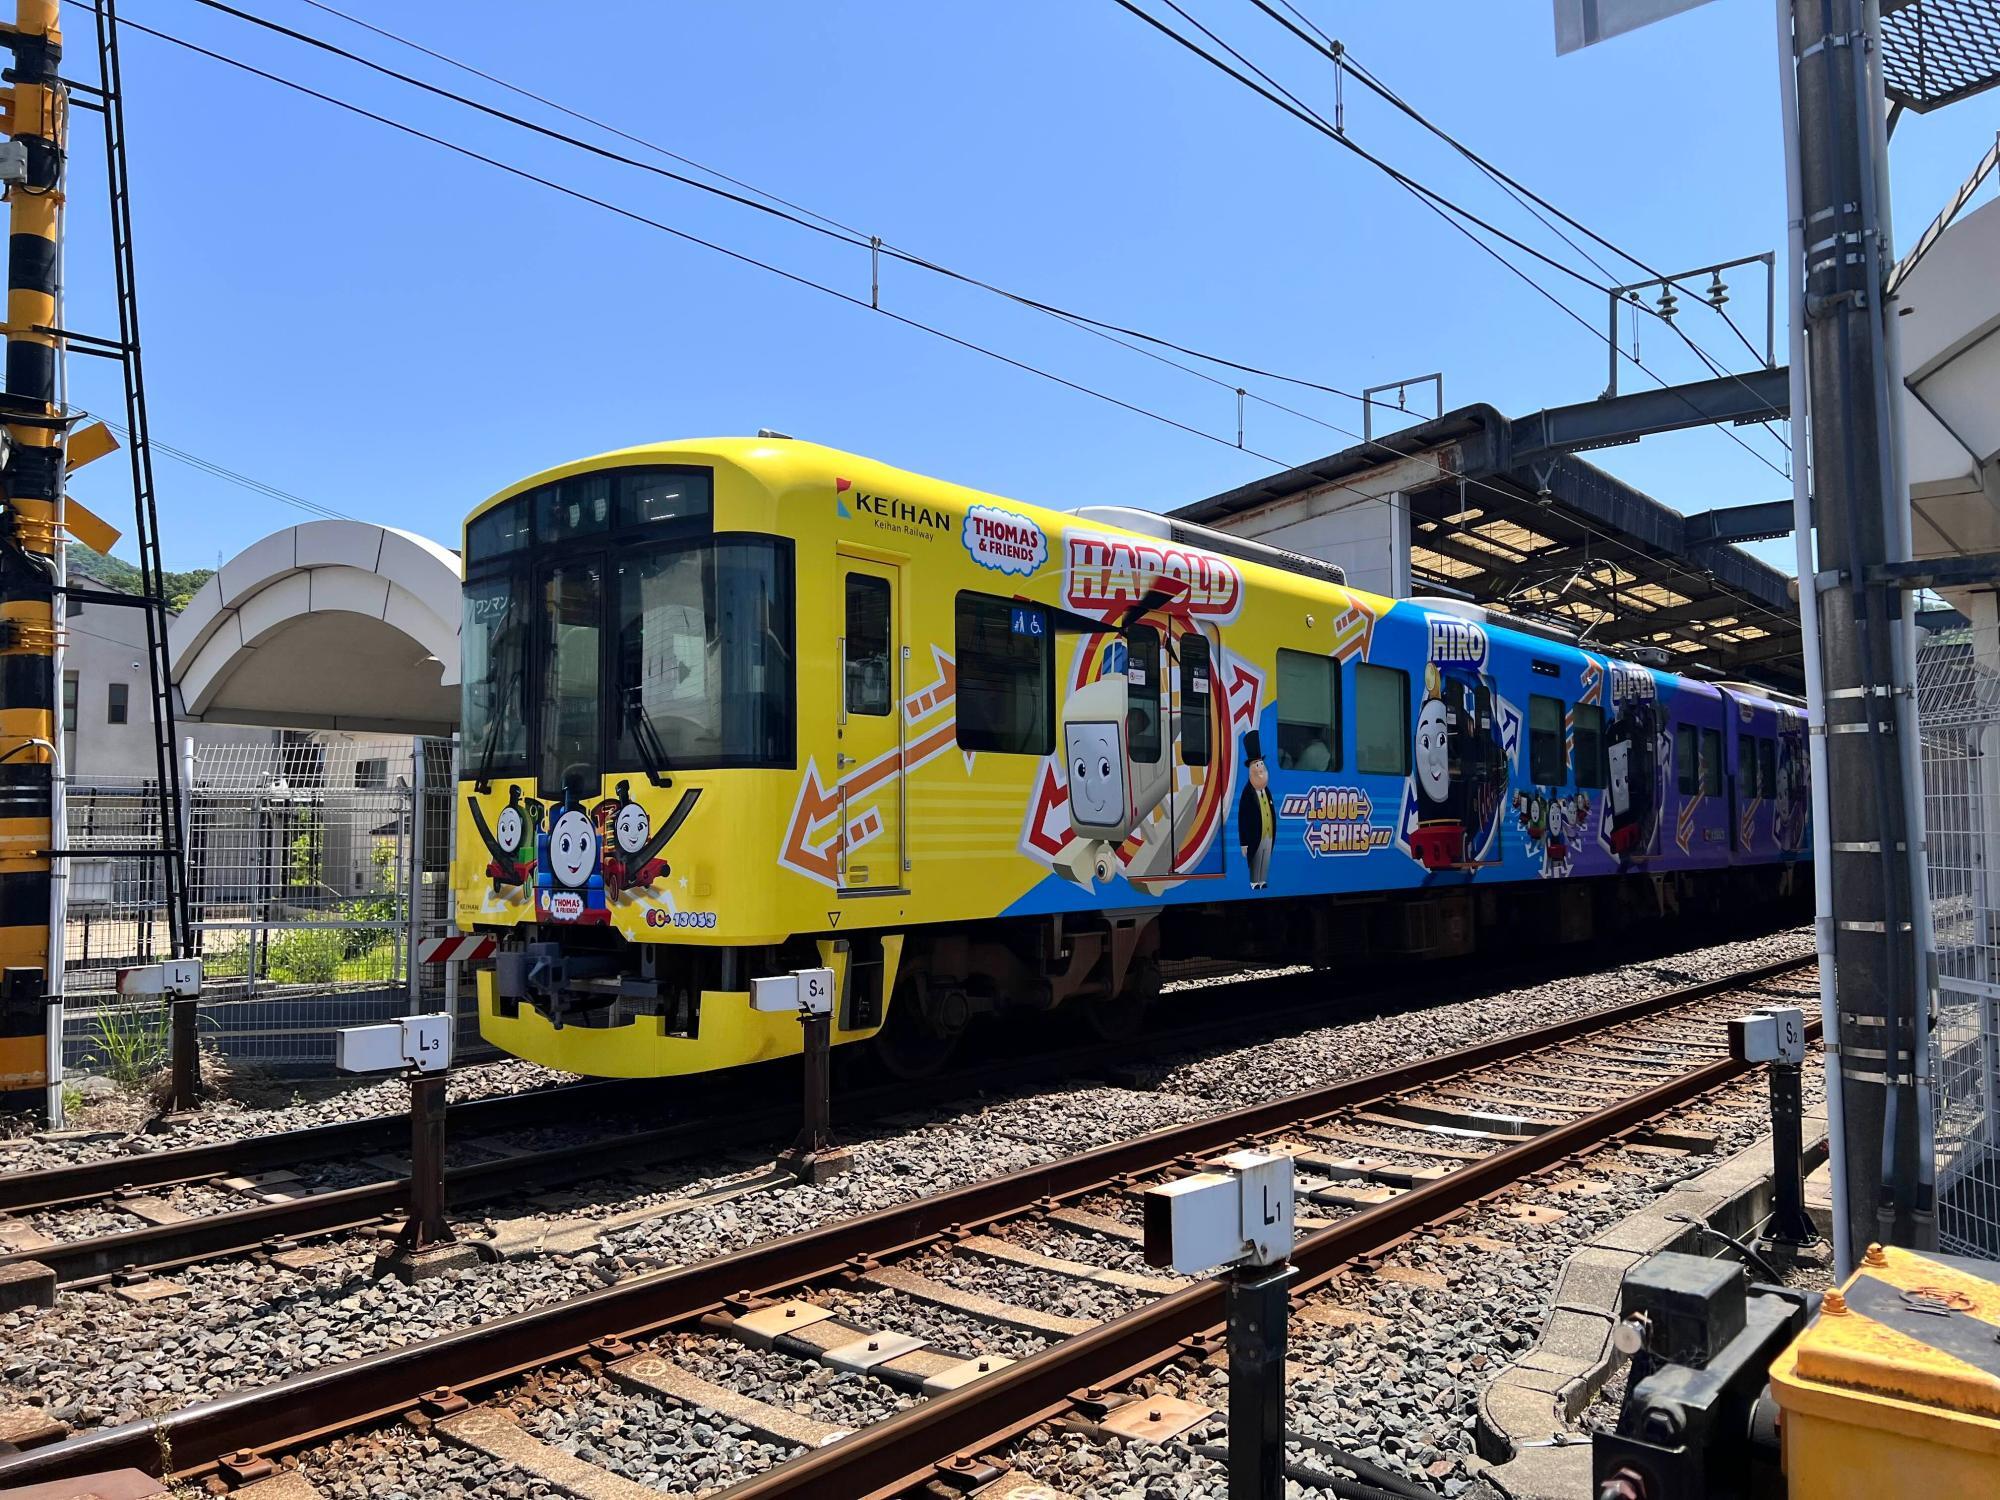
0;0;64;1116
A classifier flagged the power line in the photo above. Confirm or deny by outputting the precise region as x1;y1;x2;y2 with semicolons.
122;13;1800;648
1239;5;1786;442
73;407;352;521
1112;0;1792;482
1103;0;1619;295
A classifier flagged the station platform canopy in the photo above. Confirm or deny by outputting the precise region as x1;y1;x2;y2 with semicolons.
1174;392;1805;694
169;519;462;737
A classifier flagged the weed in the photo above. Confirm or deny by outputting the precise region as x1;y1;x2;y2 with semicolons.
82;1001;169;1088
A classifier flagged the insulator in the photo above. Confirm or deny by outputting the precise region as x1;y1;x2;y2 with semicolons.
1707;271;1728;307
1656;286;1678;319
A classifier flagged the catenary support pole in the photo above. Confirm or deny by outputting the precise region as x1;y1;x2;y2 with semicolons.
1775;0;1851;1280
1788;0;1927;1258
0;0;67;1122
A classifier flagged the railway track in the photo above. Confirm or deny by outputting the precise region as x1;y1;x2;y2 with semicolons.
0;954;1817;1494
1;941;1805;1290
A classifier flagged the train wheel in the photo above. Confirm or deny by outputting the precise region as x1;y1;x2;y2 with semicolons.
1085;957;1158;1043
871;989;960;1079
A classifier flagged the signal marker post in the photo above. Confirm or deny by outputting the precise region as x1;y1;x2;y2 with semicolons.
752;967;851;1184
336;1012;479;1282
1145;1150;1298;1500
1730;1005;1818;1248
116;959;204;1120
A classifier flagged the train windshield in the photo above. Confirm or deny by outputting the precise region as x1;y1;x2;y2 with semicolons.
613;539;793;770
462;466;793;790
462;575;528;775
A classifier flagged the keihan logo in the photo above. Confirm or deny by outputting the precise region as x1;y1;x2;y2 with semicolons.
837;476;947;533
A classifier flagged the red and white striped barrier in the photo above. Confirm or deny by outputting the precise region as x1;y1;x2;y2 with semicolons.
418;934;497;965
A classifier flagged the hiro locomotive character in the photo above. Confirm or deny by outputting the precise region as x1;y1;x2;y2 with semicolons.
1409;662;1508;871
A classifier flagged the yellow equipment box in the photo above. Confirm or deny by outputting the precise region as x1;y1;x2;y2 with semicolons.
1768;1243;2000;1498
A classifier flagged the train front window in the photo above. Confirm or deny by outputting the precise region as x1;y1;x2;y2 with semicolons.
462;574;528;775
613;539;794;770
540;561;603;800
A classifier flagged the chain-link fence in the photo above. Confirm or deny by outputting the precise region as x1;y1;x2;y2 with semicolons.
61;733;463;1076
1919;624;2000;1258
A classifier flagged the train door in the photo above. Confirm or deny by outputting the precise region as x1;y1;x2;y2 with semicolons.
835;555;904;893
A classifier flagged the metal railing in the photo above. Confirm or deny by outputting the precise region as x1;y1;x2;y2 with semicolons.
61;734;465;1075
1918;624;2000;1258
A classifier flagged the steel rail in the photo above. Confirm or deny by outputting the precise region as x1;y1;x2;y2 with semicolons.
0;954;1813;1488
0;1074;673;1214
2;953;1686;1285
4;920;1804;1218
715;1018;1825;1498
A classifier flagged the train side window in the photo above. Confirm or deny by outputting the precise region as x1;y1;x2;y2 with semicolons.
1676;724;1698;794
954;592;1052;755
1758;736;1777;799
1529;694;1566;785
844;575;891;717
1742;735;1762;798
1178;633;1211;767
1701;727;1724;795
1573;703;1606;788
1275;649;1338;771
1355;663;1410;776
1126;624;1162;765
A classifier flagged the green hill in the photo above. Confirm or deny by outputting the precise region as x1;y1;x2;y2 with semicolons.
70;544;214;614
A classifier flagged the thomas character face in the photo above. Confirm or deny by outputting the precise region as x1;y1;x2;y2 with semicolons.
1608;741;1631;816
494;805;524;856
548;808;596;889
1247;758;1269;792
1415;696;1450;805
613;800;650;856
1065;721;1124;827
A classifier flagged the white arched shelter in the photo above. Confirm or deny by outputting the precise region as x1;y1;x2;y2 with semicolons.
170;520;462;736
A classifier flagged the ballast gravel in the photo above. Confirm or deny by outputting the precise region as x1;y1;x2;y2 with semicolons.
0;926;1811;1446
10;1053;580;1171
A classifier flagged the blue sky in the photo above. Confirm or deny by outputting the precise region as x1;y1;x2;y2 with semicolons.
60;0;1996;576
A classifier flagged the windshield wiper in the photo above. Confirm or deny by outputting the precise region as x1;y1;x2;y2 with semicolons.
473;629;523;794
623;689;673;789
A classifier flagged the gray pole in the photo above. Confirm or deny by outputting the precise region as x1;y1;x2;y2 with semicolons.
1787;0;1926;1257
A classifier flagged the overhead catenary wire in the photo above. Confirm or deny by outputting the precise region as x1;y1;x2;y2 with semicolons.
124;13;1801;650
199;0;1790;495
74;407;352;521
1241;1;1786;434
1113;0;1793;481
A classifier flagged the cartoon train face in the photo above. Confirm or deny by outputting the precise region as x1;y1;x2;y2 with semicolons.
1603;699;1660;856
546;805;597;888
613;797;650;857
1409;665;1507;869
535;796;611;924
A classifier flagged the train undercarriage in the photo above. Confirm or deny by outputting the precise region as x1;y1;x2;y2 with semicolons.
480;865;1810;1079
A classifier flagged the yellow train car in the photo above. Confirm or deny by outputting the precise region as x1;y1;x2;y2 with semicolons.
453;436;1806;1077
